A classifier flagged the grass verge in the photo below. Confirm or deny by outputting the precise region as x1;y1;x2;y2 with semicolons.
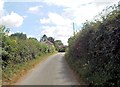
2;52;57;85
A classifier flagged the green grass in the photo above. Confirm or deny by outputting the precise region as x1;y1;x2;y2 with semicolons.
2;52;57;85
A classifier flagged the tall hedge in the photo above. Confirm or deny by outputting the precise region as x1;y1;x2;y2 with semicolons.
2;34;55;68
65;9;120;86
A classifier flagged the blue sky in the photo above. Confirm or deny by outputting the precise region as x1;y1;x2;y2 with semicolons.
4;2;62;40
0;0;119;45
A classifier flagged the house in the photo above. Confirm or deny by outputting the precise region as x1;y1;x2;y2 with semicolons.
40;34;54;46
43;40;54;46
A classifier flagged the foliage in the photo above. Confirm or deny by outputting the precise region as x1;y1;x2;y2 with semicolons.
40;34;48;42
2;34;55;68
54;40;64;51
10;33;27;39
40;34;66;52
2;32;55;82
0;25;10;35
47;37;55;44
58;45;68;52
65;8;120;86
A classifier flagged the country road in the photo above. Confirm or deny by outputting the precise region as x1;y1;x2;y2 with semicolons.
15;53;80;85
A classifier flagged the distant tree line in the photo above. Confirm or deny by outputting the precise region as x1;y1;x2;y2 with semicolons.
40;34;67;52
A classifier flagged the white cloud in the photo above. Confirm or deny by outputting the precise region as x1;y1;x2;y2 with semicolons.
72;4;105;24
8;31;14;36
40;18;50;24
39;4;105;45
27;35;35;38
41;0;119;7
0;0;4;18
48;12;71;26
40;0;119;25
3;0;119;45
41;0;93;8
4;0;120;4
23;15;28;18
28;6;42;13
0;11;24;28
41;25;73;45
40;12;71;26
40;0;119;45
40;12;73;45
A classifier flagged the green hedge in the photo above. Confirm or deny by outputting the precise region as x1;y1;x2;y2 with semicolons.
2;35;55;68
65;9;120;86
2;34;55;83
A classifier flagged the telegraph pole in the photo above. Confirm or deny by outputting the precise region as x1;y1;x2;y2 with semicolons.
118;1;120;11
73;22;75;36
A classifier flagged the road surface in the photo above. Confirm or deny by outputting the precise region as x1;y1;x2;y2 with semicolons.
15;53;80;85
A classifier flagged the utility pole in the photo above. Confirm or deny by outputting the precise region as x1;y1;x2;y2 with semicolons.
73;22;75;36
118;1;120;11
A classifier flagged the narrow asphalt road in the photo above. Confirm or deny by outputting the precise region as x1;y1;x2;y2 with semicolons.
15;53;80;85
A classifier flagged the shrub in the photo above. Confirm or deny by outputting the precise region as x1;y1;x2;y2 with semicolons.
65;9;120;86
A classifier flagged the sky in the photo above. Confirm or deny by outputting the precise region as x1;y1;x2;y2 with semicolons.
0;0;119;45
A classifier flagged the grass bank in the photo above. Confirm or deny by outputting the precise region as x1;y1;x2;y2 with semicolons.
2;52;57;85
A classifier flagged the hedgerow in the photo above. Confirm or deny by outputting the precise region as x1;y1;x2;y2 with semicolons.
1;31;55;83
65;6;120;86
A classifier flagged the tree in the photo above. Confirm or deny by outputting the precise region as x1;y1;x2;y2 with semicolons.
55;40;63;46
47;37;54;44
40;34;47;42
10;33;27;39
54;40;63;51
0;25;10;36
29;37;38;41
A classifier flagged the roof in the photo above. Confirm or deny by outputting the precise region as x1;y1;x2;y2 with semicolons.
42;40;54;45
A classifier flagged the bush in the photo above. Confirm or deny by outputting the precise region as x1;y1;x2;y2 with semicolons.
65;9;120;86
2;34;55;68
